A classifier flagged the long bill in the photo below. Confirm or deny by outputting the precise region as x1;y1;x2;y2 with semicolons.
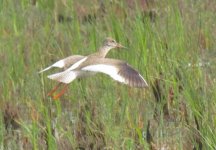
116;43;127;49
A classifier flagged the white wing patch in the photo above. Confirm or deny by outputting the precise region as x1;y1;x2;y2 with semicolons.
82;64;126;83
53;59;65;68
39;56;86;73
66;57;87;71
39;60;65;73
47;71;77;84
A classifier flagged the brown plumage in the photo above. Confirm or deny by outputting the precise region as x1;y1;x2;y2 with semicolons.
39;37;148;99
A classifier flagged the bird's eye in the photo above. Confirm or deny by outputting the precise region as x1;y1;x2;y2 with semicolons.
111;40;115;43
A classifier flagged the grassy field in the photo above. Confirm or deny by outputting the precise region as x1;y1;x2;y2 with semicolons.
0;0;216;149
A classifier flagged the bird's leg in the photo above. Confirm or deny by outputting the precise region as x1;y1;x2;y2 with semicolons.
47;83;62;97
53;84;69;100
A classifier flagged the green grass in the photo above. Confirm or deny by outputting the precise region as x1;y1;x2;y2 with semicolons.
0;0;216;149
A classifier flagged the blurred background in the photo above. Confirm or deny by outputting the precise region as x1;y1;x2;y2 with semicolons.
0;0;216;149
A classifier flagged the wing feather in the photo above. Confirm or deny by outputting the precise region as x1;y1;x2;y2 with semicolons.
82;58;148;88
39;55;84;73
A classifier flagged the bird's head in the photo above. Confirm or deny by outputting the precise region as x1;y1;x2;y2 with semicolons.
103;37;126;49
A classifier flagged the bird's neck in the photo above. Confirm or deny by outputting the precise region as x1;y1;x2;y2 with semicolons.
97;46;113;58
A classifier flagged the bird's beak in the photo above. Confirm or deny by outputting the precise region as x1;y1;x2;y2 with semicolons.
116;43;127;49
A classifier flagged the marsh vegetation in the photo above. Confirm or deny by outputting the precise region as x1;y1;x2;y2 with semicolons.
0;0;216;149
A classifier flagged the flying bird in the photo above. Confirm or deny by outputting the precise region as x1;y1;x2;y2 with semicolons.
39;37;148;99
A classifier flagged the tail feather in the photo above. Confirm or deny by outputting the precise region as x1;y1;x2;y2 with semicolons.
48;71;77;84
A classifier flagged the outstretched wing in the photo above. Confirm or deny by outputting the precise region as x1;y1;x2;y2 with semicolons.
39;55;84;73
81;58;148;88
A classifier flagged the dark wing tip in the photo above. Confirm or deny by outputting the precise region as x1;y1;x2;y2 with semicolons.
118;64;148;88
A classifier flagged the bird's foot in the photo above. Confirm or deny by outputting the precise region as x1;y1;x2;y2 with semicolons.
52;84;68;100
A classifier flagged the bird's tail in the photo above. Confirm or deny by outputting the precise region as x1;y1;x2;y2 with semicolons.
47;71;77;84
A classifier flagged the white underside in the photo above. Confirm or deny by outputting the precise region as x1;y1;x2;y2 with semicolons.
82;64;126;83
48;71;77;84
47;70;96;84
45;62;148;87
